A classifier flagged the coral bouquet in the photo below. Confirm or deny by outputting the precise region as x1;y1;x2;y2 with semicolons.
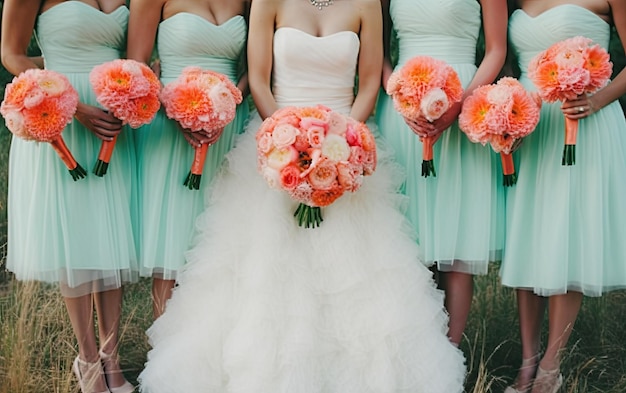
90;59;161;176
459;77;541;186
386;56;463;177
527;36;612;165
0;68;85;180
160;67;243;190
256;105;377;228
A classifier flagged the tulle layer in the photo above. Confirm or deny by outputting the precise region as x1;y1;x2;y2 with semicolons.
501;97;626;296
138;116;466;393
375;63;505;275
135;102;249;279
7;72;139;296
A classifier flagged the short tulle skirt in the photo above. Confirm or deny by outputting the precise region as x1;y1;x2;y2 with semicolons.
7;71;138;296
500;96;626;297
138;114;466;393
134;101;249;280
375;62;505;275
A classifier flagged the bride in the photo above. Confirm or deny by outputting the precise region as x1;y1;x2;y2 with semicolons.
138;0;466;392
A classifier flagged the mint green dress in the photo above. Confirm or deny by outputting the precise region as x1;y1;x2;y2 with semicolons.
375;0;505;274
7;2;138;296
500;5;626;296
135;14;249;279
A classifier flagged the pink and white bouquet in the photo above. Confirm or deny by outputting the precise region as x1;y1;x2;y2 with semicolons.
386;55;463;177
459;77;541;186
1;68;85;180
528;36;612;165
90;59;161;176
160;67;243;190
256;105;376;228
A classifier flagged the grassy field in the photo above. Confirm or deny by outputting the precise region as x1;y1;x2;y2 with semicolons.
1;265;626;393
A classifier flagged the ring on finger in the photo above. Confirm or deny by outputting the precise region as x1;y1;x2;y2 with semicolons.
578;106;585;113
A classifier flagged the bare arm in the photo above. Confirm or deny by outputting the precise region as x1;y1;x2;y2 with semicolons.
351;0;383;122
586;0;626;112
248;0;279;119
126;0;164;64
0;0;42;74
1;0;124;140
380;0;393;90
464;0;508;96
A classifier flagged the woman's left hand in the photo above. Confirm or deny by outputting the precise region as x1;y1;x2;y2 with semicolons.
562;94;597;119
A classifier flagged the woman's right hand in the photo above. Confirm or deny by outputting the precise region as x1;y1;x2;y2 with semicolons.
179;126;224;148
403;116;437;138
74;102;123;141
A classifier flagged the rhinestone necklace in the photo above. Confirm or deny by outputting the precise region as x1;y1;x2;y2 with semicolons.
309;0;333;10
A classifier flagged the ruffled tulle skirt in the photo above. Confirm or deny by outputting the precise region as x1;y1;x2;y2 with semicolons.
138;115;466;393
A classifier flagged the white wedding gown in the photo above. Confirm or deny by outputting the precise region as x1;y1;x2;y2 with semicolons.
138;27;466;393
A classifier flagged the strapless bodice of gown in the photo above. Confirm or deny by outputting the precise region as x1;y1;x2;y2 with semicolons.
158;14;246;82
36;1;127;72
510;4;611;78
272;27;360;114
390;0;480;66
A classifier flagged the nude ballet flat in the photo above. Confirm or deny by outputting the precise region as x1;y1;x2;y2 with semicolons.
99;350;135;393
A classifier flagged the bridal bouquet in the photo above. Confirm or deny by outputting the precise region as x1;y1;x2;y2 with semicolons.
161;67;243;190
386;55;463;177
90;59;161;176
459;77;541;186
256;105;376;228
528;36;612;165
0;68;86;180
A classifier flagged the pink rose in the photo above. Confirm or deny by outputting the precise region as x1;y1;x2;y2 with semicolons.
307;126;326;148
327;111;348;135
272;123;300;148
307;159;338;190
280;164;302;190
257;132;273;154
337;162;362;192
345;125;361;147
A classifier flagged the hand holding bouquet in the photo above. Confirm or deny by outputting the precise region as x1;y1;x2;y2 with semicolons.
90;59;161;176
160;67;243;190
386;56;463;177
256;105;376;228
459;77;541;186
528;36;612;165
1;68;86;180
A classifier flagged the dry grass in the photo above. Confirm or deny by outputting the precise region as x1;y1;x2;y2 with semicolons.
1;260;625;392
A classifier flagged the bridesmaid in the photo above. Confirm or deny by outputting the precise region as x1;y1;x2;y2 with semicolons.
502;1;626;392
376;0;508;346
126;0;250;319
1;0;137;392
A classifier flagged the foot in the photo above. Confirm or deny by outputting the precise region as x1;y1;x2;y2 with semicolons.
99;350;135;393
505;355;540;393
72;356;111;393
531;366;563;393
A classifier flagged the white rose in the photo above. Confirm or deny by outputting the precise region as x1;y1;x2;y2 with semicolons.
420;88;449;122
321;134;350;162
